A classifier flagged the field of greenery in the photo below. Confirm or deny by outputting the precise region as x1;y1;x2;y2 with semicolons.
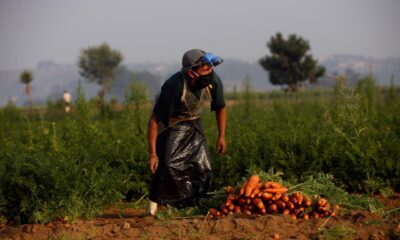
0;75;399;224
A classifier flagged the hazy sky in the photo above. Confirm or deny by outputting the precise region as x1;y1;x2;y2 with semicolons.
0;0;399;70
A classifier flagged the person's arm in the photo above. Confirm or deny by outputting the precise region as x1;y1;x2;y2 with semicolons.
147;113;159;173
147;74;179;173
215;106;227;155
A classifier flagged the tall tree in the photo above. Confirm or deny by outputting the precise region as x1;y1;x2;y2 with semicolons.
259;33;325;91
78;43;123;104
19;70;34;106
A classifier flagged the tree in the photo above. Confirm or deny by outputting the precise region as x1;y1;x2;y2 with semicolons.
108;67;160;102
259;33;325;92
78;43;123;104
19;70;34;106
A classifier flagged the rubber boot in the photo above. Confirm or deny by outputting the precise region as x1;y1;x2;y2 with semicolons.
146;200;158;216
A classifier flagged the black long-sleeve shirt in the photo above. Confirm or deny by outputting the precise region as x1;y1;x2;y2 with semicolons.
153;71;225;127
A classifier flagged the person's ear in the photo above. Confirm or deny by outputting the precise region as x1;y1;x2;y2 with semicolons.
188;70;199;79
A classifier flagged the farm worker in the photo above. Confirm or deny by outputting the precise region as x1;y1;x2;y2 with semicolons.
63;90;72;113
146;49;227;215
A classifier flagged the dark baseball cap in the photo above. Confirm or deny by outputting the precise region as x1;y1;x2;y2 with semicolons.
181;49;206;69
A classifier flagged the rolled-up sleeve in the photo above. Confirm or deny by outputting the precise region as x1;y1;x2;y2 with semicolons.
211;73;226;111
153;78;178;126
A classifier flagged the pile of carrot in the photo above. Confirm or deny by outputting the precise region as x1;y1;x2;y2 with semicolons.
208;175;339;220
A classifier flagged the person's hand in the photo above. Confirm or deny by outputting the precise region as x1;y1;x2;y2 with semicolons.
148;154;159;174
216;137;227;155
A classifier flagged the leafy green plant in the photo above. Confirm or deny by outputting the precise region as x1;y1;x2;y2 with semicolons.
380;187;395;199
288;173;383;212
0;75;399;224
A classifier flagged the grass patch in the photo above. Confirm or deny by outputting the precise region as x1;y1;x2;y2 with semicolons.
319;225;357;240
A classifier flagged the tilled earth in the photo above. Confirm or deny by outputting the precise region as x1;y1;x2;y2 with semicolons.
1;196;399;240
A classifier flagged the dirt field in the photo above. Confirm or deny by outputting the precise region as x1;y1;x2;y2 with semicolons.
1;196;399;240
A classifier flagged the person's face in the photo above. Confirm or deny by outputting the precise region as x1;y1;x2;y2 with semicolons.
194;64;213;76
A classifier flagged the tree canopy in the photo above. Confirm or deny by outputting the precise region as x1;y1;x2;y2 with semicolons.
78;43;123;103
19;70;34;105
259;33;325;91
20;70;33;85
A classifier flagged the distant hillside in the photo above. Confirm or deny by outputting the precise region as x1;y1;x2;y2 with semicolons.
318;55;400;87
0;55;399;106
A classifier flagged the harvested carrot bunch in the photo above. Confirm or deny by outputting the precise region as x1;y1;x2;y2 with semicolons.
208;175;339;220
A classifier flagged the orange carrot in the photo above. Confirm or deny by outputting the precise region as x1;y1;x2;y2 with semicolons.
286;201;295;210
317;207;325;214
253;198;265;210
263;181;273;189
225;186;234;195
295;193;303;205
317;198;327;207
261;192;273;200
271;182;282;188
303;197;312;207
221;207;229;215
260;208;267;215
249;175;260;184
250;188;260;198
276;201;286;210
291;208;300;215
281;194;289;203
209;208;218;216
272;192;282;201
239;185;245;196
225;194;235;206
246;198;251;205
290;196;298;205
268;204;278;213
245;175;260;197
282;209;290;215
227;194;236;201
228;204;235;211
321;202;331;212
234;206;241;213
264;187;288;194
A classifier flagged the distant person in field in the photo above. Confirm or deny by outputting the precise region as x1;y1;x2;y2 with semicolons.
146;49;227;215
63;90;72;113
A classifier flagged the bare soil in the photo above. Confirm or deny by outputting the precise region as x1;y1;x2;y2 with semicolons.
1;196;399;240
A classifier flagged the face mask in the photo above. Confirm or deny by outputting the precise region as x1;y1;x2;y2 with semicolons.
194;73;213;89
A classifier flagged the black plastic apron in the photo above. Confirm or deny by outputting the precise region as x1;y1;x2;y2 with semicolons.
149;77;213;208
